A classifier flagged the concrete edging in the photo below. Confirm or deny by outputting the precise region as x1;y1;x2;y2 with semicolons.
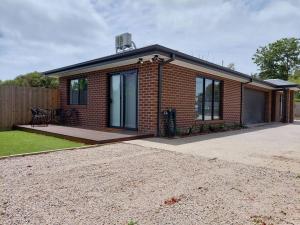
0;144;104;160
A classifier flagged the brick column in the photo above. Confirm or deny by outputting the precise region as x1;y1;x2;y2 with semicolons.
282;89;290;123
289;90;294;123
265;91;272;122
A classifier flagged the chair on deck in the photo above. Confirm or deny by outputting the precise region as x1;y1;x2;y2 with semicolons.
30;107;49;127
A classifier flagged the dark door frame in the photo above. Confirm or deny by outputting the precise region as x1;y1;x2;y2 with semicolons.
108;69;138;130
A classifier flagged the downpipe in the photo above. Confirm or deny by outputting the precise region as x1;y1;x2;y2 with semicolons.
157;53;175;137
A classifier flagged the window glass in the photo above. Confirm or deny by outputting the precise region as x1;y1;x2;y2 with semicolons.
214;80;220;119
204;79;213;120
79;78;87;105
195;78;204;119
195;77;221;120
70;79;79;105
69;78;87;105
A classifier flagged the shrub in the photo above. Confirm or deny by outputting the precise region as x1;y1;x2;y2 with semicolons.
202;124;210;133
218;123;226;131
175;127;182;136
209;124;216;132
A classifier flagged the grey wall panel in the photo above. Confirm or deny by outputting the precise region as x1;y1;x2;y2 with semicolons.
243;88;265;124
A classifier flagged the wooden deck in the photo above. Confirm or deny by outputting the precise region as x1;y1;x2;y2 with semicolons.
16;125;153;145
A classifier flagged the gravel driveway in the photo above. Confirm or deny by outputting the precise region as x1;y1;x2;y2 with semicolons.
0;143;299;225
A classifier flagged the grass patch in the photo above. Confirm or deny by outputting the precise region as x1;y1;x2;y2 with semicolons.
0;130;84;157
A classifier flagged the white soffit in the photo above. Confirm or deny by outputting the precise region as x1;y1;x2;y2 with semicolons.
250;81;275;90
50;54;169;77
171;59;249;83
49;53;276;90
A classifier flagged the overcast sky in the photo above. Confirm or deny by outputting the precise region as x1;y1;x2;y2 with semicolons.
0;0;299;80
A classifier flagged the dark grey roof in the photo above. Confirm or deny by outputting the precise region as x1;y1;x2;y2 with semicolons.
43;44;252;81
43;44;298;89
264;79;299;88
44;45;252;79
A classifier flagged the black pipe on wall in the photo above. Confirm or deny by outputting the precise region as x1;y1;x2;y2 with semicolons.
157;54;175;136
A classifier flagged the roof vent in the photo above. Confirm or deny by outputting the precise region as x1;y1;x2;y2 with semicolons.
115;33;136;53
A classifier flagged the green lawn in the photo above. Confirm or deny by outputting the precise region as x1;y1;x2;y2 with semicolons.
0;130;84;157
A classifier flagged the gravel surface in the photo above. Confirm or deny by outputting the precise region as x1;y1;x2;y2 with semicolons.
0;143;299;225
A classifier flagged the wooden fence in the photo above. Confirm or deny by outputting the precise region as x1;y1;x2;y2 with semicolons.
0;86;59;129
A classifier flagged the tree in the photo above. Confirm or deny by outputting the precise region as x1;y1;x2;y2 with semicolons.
289;69;300;101
227;63;235;70
0;71;59;88
250;73;259;79
252;38;300;80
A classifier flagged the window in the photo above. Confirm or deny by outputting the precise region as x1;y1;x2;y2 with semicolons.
214;81;220;119
195;78;204;119
204;79;213;120
195;77;221;120
69;78;87;105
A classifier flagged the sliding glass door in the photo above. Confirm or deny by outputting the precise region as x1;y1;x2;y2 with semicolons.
110;74;122;127
109;70;137;129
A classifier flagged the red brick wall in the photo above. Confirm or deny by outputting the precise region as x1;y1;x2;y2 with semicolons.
59;72;107;129
223;79;241;123
161;64;242;133
137;62;159;134
272;91;283;122
283;89;294;123
59;62;158;134
289;90;294;123
59;61;283;136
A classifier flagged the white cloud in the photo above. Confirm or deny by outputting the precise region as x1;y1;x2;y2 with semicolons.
0;0;299;80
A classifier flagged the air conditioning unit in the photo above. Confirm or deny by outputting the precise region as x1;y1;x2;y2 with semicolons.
115;33;136;53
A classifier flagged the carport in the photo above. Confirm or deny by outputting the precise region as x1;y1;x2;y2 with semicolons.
242;79;300;125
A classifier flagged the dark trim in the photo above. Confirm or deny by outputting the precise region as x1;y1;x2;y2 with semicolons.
240;83;243;125
108;69;138;130
68;77;88;105
252;78;300;89
271;90;276;122
212;80;215;119
44;45;251;82
219;80;224;120
44;44;299;90
44;46;162;75
107;73;111;128
195;76;222;121
135;69;139;130
202;78;205;120
276;84;300;88
157;54;175;136
282;88;288;123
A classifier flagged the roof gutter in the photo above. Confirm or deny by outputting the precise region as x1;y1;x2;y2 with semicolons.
157;53;175;137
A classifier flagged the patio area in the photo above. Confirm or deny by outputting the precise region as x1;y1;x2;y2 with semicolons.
16;125;153;145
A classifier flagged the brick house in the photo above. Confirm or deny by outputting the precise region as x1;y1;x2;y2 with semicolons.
44;45;299;136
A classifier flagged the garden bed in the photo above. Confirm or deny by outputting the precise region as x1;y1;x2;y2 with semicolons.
174;122;246;137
